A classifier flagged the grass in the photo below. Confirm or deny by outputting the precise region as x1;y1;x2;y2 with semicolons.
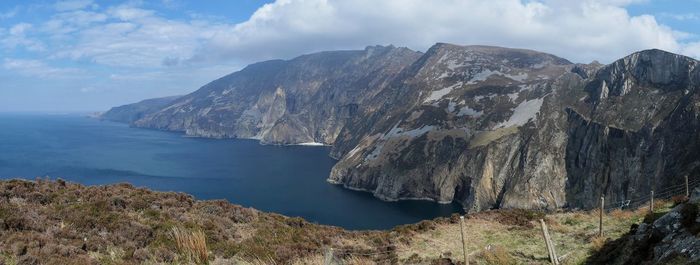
0;179;677;264
393;203;674;265
171;227;209;264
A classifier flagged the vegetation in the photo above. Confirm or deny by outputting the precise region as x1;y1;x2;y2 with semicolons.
0;179;670;264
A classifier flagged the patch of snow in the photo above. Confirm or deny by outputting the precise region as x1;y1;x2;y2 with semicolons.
496;97;545;128
437;72;451;79
532;62;548;69
365;143;384;161
424;82;462;103
474;94;497;101
507;92;519;101
456;106;483;117
446;59;465;70
467;69;500;85
383;124;436;140
505;72;528;82
447;101;457;113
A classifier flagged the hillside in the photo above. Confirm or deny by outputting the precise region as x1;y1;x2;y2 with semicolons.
100;96;182;124
0;179;685;265
103;43;700;216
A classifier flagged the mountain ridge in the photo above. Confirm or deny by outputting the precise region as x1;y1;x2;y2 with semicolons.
102;43;700;214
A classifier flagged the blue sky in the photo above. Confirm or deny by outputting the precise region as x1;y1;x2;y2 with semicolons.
0;0;699;112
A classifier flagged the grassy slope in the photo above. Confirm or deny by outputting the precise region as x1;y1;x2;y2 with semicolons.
0;179;670;265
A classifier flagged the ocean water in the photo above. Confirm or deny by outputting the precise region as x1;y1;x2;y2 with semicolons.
0;113;462;230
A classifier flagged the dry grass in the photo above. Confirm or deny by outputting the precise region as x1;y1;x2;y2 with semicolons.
589;235;608;252
0;179;678;265
171;227;209;264
480;245;516;265
394;204;668;264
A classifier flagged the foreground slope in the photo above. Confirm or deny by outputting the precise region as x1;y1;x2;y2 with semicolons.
0;179;659;265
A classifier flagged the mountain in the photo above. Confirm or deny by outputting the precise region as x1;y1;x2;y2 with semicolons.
104;43;700;213
100;95;182;123
118;45;422;144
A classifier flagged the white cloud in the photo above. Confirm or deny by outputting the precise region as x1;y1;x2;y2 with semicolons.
25;0;698;71
3;58;83;79
681;41;700;58
1;23;46;51
54;0;96;12
47;4;224;67
190;0;686;64
660;12;700;21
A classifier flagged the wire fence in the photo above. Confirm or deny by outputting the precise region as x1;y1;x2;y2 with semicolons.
311;175;700;263
603;175;699;211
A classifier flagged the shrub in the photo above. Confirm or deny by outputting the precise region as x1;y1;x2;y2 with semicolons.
171;227;209;264
480;245;516;265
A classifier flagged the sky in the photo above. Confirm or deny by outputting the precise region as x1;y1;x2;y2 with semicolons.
0;0;699;112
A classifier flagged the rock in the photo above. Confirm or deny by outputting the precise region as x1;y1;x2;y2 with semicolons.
690;187;700;203
105;43;700;213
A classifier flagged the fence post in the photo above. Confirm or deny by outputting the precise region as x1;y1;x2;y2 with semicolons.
540;219;559;265
459;216;468;265
323;247;334;265
686;175;690;197
650;190;654;213
599;196;604;237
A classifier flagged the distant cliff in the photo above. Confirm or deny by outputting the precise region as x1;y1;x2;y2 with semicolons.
101;95;181;123
105;43;700;213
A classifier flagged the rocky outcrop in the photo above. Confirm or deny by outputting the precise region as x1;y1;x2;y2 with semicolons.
107;43;700;213
589;189;700;264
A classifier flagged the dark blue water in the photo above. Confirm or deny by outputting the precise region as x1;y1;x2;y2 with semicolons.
0;113;461;230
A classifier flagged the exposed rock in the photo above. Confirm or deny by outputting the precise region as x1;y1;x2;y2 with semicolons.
588;188;700;264
131;45;422;145
106;43;700;213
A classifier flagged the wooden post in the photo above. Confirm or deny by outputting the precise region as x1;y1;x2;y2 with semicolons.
686;175;690;197
459;216;468;265
323;247;333;265
599;196;604;237
540;219;559;265
650;190;654;213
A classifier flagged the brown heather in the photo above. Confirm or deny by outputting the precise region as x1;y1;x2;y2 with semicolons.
0;179;667;264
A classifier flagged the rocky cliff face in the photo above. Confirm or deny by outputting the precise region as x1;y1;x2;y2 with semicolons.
328;43;581;212
107;43;700;213
129;45;422;145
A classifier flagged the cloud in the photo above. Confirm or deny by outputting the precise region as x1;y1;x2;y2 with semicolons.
29;0;699;71
660;12;700;21
0;7;19;19
189;0;686;64
48;4;223;67
3;58;83;79
1;23;46;51
54;0;96;12
681;41;700;58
